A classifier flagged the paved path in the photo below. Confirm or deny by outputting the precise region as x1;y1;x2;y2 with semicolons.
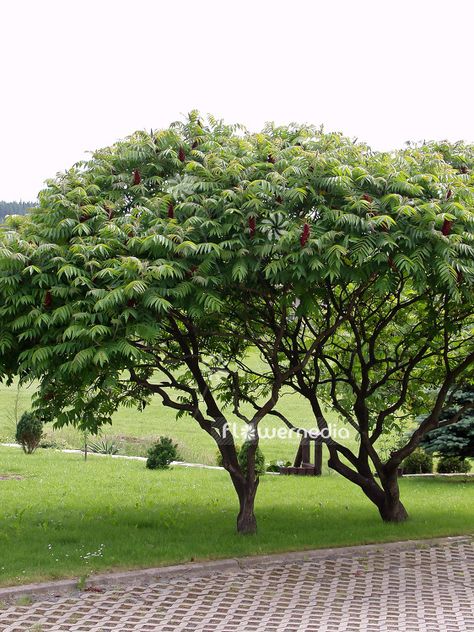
0;443;225;470
0;537;473;631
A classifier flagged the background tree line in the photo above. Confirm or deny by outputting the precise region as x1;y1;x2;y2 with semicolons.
0;200;37;220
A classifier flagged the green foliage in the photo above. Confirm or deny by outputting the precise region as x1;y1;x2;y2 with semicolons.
401;448;433;474
146;436;179;470
0;200;36;221
15;411;43;454
266;459;292;472
421;384;474;458
237;441;266;476
0;112;473;525
437;456;471;474
88;438;120;455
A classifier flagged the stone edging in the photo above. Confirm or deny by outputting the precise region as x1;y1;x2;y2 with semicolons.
0;535;471;602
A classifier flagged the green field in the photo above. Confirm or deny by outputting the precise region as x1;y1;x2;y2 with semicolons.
0;380;353;468
0;447;472;587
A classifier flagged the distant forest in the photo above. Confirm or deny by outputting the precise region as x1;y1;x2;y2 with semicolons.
0;200;37;220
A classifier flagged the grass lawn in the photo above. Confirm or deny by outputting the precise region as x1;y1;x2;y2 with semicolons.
0;381;352;468
0;446;472;587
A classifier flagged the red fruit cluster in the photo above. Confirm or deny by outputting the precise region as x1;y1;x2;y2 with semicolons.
178;147;186;162
44;290;52;309
133;169;141;185
300;223;310;247
441;219;453;236
167;203;174;219
248;216;256;237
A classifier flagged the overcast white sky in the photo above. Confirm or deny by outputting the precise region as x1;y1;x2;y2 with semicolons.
1;0;473;201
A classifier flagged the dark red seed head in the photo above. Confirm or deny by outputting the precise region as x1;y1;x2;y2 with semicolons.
446;189;452;199
133;169;141;185
248;216;256;237
362;194;373;203
178;147;186;162
168;203;174;219
441;219;453;236
300;223;310;247
267;154;276;164
44;290;52;309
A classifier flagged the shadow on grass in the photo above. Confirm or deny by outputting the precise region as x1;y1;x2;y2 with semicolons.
0;449;472;586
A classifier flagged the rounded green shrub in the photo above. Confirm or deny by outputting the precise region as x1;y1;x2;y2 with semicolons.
15;412;43;454
146;437;179;470
437;456;471;474
401;448;433;474
238;441;266;476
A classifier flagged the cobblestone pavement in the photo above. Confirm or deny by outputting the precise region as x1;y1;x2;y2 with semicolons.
0;538;473;631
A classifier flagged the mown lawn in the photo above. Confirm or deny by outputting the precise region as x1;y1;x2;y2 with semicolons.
0;447;472;587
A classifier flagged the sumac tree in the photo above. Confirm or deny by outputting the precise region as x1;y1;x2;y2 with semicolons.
0;114;473;529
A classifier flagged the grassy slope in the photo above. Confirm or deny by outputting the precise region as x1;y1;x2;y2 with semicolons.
0;381;351;467
0;447;472;586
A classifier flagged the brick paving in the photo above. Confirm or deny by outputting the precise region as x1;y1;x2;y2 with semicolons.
0;538;473;631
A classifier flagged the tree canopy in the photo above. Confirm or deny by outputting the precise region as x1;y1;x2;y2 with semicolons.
0;112;473;530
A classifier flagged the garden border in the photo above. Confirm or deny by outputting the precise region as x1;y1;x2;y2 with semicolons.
0;535;471;603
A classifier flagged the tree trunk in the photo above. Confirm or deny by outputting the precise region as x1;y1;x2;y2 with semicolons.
378;496;408;522
236;480;258;535
219;443;259;535
328;451;409;523
360;477;408;522
377;470;408;522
